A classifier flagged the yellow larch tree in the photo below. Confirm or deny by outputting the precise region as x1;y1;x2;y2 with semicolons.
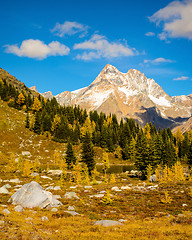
32;97;42;112
17;93;25;107
51;114;61;132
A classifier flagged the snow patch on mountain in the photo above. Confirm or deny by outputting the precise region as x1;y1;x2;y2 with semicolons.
148;94;172;107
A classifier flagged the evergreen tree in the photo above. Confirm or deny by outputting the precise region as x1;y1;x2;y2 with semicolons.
81;132;95;175
25;113;30;128
65;142;76;169
33;112;41;134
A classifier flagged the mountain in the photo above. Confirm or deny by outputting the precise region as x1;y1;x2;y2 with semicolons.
172;117;192;133
51;64;192;129
30;86;54;100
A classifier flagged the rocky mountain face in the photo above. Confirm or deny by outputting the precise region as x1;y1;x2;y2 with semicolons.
51;64;192;129
29;86;54;100
172;117;192;133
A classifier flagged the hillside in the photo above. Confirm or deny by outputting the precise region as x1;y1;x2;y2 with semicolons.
0;68;37;97
0;100;192;240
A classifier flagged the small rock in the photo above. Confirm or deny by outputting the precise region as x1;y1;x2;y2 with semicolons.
25;217;33;221
90;194;104;198
68;206;75;211
2;209;10;215
182;204;187;207
48;170;62;176
121;186;131;190
45;186;54;190
31;172;39;177
0;186;10;194
22;151;31;156
42;216;49;221
100;191;106;194
54;195;61;199
64;211;79;216
3;184;11;189
111;186;121;192
84;186;92;189
94;220;123;227
150;175;157;182
63;192;79;199
70;186;77;189
9;179;20;184
51;208;58;212
14;205;24;212
53;186;61;191
41;176;52;180
118;219;127;223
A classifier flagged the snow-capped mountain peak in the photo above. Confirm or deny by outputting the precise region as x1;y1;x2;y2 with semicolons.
44;64;192;129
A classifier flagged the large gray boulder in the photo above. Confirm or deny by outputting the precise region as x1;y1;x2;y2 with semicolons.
8;181;62;209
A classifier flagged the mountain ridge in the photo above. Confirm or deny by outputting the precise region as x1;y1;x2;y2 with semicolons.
29;64;192;129
51;64;192;129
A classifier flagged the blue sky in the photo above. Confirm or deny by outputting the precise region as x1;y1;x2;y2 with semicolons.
0;0;192;96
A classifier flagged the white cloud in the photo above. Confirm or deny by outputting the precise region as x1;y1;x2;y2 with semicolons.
144;57;174;64
149;0;192;40
145;32;155;37
173;76;189;80
4;39;70;59
51;21;88;37
73;34;136;60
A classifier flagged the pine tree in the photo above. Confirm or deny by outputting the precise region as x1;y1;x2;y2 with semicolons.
81;132;95;175
65;142;76;169
33;112;41;134
25;113;30;128
102;151;110;182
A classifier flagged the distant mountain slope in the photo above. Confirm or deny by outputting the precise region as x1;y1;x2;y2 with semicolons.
52;64;192;129
0;68;36;97
172;117;192;133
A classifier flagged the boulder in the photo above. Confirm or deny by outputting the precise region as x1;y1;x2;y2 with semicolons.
8;181;62;209
94;220;123;227
63;192;79;199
